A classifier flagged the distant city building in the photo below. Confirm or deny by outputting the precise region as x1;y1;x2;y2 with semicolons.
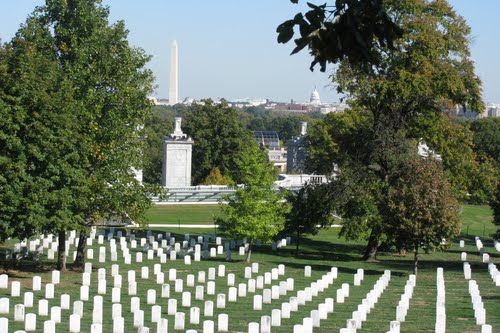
309;88;321;106
168;40;179;105
162;117;193;188
286;122;308;174
253;130;287;172
275;174;327;188
451;104;488;120
487;103;500;117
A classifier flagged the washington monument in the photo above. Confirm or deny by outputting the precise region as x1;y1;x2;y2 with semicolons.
169;40;178;105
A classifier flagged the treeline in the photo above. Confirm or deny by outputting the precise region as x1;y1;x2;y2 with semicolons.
141;102;321;184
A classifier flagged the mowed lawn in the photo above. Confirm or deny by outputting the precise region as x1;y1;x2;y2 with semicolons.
145;205;224;225
0;204;497;332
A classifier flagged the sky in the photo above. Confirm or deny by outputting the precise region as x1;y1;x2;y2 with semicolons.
1;1;499;104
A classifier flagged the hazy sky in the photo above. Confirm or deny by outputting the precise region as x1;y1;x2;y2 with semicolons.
1;1;499;103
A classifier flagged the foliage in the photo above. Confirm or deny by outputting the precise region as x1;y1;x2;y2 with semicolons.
282;183;334;254
302;0;482;259
334;0;483;127
277;0;403;71
242;108;321;143
0;29;84;242
491;182;500;239
385;156;460;273
183;100;253;185
411;113;496;203
469;117;500;166
305;109;373;175
0;0;160;269
216;143;290;262
201;167;234;186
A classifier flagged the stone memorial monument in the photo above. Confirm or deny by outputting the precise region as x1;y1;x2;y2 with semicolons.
161;117;193;188
286;122;308;173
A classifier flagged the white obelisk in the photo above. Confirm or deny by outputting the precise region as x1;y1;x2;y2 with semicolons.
169;40;179;105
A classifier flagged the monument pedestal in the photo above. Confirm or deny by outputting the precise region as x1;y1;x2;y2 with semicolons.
161;117;193;188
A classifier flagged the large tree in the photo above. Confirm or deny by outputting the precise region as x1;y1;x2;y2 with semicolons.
216;143;290;263
386;156;460;275
183;100;253;185
304;0;482;260
1;0;157;270
282;183;334;255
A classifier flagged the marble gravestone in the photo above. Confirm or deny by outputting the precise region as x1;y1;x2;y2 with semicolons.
161;117;194;188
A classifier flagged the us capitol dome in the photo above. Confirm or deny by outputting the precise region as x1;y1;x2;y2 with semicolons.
309;88;322;106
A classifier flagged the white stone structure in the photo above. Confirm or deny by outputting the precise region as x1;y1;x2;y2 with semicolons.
161;117;193;188
309;88;321;106
169;40;179;105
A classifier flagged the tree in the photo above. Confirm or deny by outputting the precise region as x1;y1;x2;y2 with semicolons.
469;117;500;166
201;167;233;186
183;100;253;185
411;113;496;203
0;15;86;270
304;0;482;260
282;183;334;255
277;0;403;71
216;143;290;262
1;0;158;270
491;182;500;240
386;156;460;275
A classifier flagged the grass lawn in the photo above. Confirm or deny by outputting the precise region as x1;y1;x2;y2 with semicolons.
145;205;223;225
0;204;497;332
460;204;495;238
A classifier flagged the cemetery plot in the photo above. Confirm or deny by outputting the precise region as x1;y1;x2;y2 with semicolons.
0;230;498;332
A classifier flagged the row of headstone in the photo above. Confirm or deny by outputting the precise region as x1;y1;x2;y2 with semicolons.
341;270;391;331
388;274;416;333
487;263;500;286
468;279;487;326
435;267;446;333
248;267;338;333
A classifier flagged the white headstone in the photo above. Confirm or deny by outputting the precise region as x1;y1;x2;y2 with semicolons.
45;284;54;299
51;270;60;284
38;299;48;316
204;301;214;317
32;276;42;291
189;306;200;325
167;299;177;315
14;304;25;321
69;314;81;332
253;295;262;310
24;292;34;308
50;306;61;323
0;297;9;314
43;320;55;333
182;291;191;307
60;294;70;310
174;312;185;330
11;281;21;297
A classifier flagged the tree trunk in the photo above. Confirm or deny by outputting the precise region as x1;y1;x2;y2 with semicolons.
56;230;67;271
363;229;379;261
245;243;252;263
74;230;88;269
296;228;300;256
414;246;419;276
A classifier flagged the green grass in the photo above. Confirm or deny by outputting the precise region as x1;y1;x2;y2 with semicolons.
0;205;498;332
145;205;223;225
460;204;495;238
